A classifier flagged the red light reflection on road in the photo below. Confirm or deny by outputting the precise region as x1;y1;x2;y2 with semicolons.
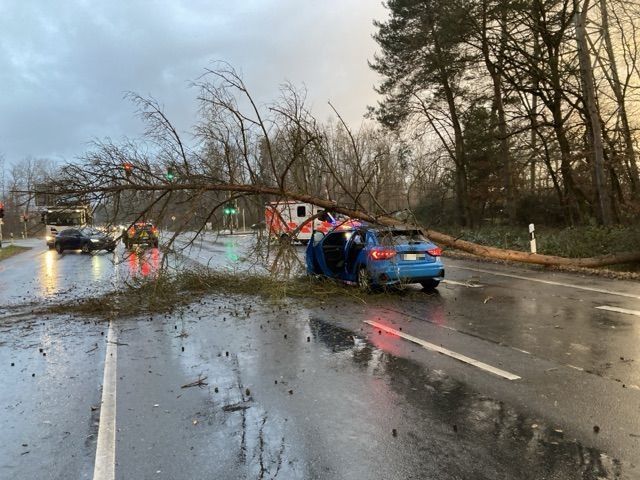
364;299;446;355
365;307;404;357
127;248;160;278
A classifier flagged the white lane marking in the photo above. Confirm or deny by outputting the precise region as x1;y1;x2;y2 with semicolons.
93;320;118;480
596;305;640;317
442;279;484;288
449;265;640;300
365;320;521;381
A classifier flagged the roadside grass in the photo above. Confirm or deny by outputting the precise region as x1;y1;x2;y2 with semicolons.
442;224;640;257
0;245;31;261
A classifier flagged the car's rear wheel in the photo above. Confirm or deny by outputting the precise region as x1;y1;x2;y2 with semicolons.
357;267;371;292
55;243;63;254
420;279;440;290
81;242;91;254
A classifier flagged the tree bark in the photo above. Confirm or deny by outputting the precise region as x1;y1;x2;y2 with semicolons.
575;0;612;225
599;0;640;197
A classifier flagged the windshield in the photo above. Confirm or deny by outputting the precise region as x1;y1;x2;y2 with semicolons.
377;229;428;246
80;227;101;236
45;211;85;226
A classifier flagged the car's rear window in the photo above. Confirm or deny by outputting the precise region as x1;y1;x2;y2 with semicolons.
377;229;428;245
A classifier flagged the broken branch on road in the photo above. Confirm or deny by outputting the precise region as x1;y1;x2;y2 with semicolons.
181;375;208;389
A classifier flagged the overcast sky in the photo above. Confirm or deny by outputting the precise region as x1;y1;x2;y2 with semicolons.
0;1;387;164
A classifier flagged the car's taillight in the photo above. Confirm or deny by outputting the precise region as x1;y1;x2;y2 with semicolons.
127;228;135;236
427;247;442;257
369;248;396;260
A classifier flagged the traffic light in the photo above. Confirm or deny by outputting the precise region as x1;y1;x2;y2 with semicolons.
223;203;237;215
0;202;4;218
123;162;134;176
165;168;175;181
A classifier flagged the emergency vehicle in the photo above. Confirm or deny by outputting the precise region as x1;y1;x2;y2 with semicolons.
265;201;335;244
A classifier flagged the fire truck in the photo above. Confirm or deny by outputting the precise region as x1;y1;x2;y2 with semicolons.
264;201;336;244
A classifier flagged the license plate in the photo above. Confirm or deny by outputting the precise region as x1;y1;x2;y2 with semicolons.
403;253;420;261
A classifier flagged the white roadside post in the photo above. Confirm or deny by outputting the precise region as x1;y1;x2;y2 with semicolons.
529;223;537;254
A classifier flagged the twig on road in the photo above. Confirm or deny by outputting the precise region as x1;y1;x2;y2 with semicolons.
181;375;208;389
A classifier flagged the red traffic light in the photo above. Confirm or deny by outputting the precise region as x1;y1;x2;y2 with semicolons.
123;162;134;176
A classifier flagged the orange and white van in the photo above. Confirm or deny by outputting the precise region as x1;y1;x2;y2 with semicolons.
265;201;334;244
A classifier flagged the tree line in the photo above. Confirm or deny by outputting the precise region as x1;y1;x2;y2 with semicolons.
370;0;640;227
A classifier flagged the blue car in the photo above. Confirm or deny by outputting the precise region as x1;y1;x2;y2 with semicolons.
305;224;444;290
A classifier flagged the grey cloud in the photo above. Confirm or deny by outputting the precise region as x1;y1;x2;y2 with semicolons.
0;0;385;163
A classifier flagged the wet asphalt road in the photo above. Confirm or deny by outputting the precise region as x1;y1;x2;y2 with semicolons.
1;234;639;479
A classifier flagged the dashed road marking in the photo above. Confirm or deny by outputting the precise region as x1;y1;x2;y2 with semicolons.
364;320;521;381
93;320;117;480
596;306;640;317
449;265;640;299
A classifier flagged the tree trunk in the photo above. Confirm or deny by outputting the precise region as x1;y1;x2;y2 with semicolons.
599;0;640;197
424;228;640;267
481;2;515;222
433;31;470;227
575;0;612;225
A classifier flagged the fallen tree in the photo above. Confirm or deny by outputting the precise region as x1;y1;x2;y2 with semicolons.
277;191;640;268
421;229;640;268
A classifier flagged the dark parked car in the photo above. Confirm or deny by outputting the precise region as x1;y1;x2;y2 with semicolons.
306;224;444;291
54;227;117;254
122;222;159;249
